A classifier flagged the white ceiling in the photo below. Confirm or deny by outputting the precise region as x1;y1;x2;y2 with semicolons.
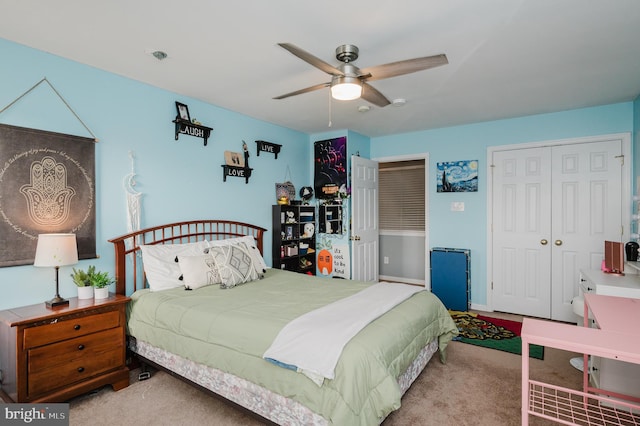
1;0;640;138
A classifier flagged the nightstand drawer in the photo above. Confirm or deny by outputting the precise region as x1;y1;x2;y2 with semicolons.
23;310;121;349
28;327;123;371
28;347;124;397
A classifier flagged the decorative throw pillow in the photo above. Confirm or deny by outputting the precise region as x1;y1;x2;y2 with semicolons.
206;236;267;277
177;254;221;290
140;241;209;291
208;243;259;289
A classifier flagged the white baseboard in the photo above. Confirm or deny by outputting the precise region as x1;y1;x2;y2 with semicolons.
470;303;490;312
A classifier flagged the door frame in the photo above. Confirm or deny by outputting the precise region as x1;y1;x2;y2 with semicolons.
374;152;430;288
486;133;631;311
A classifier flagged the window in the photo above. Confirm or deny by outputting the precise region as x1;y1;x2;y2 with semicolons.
379;159;425;232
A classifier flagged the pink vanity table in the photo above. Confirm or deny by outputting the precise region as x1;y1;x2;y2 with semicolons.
521;293;640;425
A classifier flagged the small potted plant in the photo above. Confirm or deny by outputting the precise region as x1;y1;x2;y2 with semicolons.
71;266;94;299
90;269;114;300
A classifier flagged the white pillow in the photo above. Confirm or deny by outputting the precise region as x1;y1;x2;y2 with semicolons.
208;244;260;289
140;241;209;291
207;236;267;276
177;254;221;290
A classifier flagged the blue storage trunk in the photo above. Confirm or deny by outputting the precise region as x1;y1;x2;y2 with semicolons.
430;247;470;311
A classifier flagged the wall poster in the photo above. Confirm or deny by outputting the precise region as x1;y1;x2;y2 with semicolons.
332;244;350;279
0;124;96;266
436;159;479;192
314;136;347;199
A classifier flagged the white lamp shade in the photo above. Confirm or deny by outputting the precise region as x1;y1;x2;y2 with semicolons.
331;76;362;101
34;234;79;267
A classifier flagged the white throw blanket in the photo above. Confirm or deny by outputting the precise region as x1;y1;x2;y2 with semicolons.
263;282;423;384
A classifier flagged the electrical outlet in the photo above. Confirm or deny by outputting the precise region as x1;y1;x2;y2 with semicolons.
384;256;389;264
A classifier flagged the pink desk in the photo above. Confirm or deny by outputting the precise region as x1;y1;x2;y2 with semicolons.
521;294;640;425
583;293;640;335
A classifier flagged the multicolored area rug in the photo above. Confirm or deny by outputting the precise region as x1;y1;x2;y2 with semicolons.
450;312;544;360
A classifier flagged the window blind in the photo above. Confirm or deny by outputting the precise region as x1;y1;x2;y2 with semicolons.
379;160;425;231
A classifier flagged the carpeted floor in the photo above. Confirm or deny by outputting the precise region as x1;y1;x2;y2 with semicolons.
62;332;583;426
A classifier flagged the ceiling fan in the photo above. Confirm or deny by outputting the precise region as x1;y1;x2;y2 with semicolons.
273;43;448;107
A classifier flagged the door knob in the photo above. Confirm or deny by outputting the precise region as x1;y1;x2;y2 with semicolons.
350;235;361;241
554;240;563;246
540;239;548;245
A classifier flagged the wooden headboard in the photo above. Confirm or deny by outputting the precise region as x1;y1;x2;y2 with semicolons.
108;220;267;296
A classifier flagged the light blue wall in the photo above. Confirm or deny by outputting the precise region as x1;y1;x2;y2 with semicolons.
0;38;310;310
370;103;635;307
1;37;637;311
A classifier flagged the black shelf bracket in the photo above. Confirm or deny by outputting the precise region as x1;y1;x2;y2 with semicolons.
255;140;282;159
173;119;213;146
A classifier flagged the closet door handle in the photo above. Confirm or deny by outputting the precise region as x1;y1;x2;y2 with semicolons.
540;239;548;245
554;239;563;246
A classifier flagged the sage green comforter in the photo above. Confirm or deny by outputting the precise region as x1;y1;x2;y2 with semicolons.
127;269;458;425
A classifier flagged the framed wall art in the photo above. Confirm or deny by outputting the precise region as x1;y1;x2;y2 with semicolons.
224;150;245;167
436;159;478;193
175;101;191;122
0;124;96;266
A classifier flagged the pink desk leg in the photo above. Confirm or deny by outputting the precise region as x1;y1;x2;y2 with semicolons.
583;301;589;393
522;336;530;426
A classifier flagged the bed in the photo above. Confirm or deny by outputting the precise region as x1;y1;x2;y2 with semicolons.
109;219;458;425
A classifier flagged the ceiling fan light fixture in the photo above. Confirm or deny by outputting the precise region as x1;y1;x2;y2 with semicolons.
331;76;362;101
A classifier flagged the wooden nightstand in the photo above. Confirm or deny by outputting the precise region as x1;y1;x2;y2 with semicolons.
0;294;130;403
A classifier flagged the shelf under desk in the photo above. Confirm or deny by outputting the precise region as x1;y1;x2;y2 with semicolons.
521;295;640;425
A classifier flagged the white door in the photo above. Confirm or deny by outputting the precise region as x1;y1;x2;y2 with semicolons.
491;137;627;321
492;147;552;318
351;156;379;282
550;141;625;321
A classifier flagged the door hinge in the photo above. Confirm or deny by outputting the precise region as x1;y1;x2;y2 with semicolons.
491;281;494;290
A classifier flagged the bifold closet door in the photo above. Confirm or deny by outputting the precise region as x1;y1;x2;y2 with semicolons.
492;147;552;319
491;139;624;321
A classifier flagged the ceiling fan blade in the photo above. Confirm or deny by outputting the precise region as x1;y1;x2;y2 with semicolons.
361;54;448;82
361;82;391;107
278;43;344;76
273;82;330;100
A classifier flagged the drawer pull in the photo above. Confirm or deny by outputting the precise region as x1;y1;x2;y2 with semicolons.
74;324;81;331
77;367;85;373
78;344;85;350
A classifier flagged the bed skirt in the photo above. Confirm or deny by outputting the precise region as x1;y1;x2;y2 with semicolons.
129;337;439;425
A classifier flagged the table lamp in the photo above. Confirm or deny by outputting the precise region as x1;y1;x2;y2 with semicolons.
34;233;79;308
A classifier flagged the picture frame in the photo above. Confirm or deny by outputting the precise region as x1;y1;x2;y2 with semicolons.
436;159;479;192
175;101;191;122
224;150;245;167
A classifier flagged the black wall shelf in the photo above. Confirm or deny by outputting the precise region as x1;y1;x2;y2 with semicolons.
255;140;282;159
221;165;253;183
173;119;213;146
